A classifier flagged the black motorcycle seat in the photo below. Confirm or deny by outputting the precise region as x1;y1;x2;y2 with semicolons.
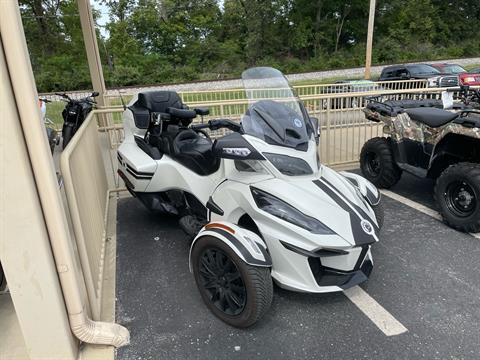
366;99;467;117
405;107;459;128
172;129;220;175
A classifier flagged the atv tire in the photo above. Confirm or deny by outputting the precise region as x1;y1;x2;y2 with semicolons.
434;162;480;233
191;236;273;328
360;137;402;188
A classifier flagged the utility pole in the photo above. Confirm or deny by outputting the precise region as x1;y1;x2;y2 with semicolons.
364;0;376;79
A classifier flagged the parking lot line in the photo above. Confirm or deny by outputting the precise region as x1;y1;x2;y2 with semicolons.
380;190;480;240
344;286;408;337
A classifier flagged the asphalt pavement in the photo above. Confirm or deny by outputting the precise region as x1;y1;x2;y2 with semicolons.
115;171;480;360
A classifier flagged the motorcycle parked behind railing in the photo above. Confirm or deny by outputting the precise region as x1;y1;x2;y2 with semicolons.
56;91;99;149
39;98;60;154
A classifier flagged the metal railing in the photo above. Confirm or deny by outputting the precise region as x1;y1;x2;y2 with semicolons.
98;86;472;169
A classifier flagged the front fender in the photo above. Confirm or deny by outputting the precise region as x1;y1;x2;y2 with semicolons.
339;172;381;206
188;222;272;272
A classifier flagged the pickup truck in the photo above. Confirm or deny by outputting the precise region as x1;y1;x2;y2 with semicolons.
430;63;480;86
378;64;459;87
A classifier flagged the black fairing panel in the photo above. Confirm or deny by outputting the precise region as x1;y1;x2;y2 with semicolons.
213;133;265;160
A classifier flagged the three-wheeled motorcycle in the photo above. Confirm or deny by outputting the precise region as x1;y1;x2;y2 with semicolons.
117;67;383;327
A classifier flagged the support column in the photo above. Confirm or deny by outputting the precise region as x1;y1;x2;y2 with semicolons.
364;0;376;80
0;3;77;358
77;0;107;117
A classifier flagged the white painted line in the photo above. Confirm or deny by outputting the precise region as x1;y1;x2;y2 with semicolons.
344;286;408;336
380;190;441;220
380;190;480;240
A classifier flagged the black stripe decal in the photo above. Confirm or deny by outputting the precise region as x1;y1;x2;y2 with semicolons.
321;177;379;233
125;167;153;180
313;180;375;246
353;245;369;270
366;187;380;206
207;228;272;266
125;164;154;177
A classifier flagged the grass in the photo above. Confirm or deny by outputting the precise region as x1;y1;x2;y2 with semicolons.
464;63;480;71
45;101;65;129
291;75;366;86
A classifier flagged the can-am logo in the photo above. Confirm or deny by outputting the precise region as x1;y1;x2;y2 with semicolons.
361;219;374;235
293;118;303;128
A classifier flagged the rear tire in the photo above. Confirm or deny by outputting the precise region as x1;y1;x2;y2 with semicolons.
360;137;402;188
191;236;273;328
434;162;480;233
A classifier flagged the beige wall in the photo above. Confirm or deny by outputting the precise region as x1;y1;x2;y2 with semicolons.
0;24;78;360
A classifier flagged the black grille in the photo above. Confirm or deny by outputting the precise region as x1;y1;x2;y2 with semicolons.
439;76;459;87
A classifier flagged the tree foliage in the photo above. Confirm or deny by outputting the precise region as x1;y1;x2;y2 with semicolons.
20;0;480;92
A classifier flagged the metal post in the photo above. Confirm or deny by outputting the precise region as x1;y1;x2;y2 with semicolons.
364;0;376;80
0;2;78;358
77;0;107;122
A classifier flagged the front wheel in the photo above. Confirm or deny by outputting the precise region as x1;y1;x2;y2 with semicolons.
62;124;74;150
434;162;480;233
360;137;402;188
191;236;273;328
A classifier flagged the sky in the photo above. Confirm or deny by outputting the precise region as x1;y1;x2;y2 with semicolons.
92;0;109;37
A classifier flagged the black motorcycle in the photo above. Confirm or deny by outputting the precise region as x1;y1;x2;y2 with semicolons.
56;91;99;149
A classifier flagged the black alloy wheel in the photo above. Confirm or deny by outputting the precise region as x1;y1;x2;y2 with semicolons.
198;248;246;316
191;235;273;327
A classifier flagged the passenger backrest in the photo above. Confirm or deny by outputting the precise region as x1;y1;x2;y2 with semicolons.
129;91;184;129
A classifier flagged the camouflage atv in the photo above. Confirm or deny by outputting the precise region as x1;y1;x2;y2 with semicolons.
360;90;480;233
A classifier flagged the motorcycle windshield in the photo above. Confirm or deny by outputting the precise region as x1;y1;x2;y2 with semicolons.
241;67;313;150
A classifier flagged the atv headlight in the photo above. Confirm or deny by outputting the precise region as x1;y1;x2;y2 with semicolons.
250;187;334;234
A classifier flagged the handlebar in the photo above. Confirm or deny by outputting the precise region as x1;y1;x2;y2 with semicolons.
191;119;242;133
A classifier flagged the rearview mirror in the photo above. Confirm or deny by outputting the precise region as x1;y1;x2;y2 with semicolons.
310;116;320;143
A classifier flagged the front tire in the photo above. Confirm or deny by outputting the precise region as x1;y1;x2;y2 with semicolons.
62;124;74;150
434;162;480;233
191;236;273;328
360;137;402;188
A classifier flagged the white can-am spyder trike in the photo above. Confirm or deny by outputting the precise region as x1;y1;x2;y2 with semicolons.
117;67;384;327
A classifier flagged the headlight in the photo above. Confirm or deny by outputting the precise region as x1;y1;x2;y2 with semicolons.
250;187;334;234
263;153;313;176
